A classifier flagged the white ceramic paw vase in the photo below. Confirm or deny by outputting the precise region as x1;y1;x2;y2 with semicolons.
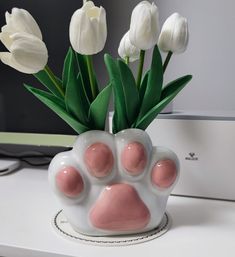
49;129;179;236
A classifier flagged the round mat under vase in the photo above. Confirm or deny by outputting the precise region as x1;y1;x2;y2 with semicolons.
52;210;171;247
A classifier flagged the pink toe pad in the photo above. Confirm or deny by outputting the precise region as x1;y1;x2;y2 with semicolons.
89;184;150;231
84;143;114;178
151;159;177;188
56;167;84;197
121;142;147;175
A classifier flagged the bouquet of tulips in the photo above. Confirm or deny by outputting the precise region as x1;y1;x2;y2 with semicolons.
0;1;192;134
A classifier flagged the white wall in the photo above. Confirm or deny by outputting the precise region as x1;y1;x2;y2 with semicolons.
158;0;235;112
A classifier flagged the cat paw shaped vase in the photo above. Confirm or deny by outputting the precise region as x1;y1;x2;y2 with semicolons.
49;129;179;236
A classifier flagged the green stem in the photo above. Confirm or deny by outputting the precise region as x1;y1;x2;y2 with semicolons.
86;55;97;100
125;56;130;65
44;65;65;98
163;51;173;74
136;50;145;90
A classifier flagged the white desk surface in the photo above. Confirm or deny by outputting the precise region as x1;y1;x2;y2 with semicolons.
0;167;235;257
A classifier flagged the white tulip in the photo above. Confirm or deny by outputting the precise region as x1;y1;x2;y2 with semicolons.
129;1;159;50
158;13;189;53
118;31;140;62
1;8;42;40
69;1;107;55
0;32;48;74
0;8;48;73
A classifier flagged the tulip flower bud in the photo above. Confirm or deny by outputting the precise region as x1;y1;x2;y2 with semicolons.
69;1;107;55
0;32;48;74
118;31;140;62
0;8;48;74
2;8;42;40
129;1;159;50
158;13;189;53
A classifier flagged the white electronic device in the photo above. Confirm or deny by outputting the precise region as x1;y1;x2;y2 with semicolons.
147;111;235;201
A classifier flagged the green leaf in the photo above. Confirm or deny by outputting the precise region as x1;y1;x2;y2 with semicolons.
139;71;149;103
65;50;90;125
56;77;63;86
135;75;192;130
130;71;149;128
76;53;99;102
62;47;73;89
138;45;163;118
104;54;128;133
112;111;119;134
34;70;63;99
89;84;112;130
118;60;140;125
161;75;192;100
24;84;90;134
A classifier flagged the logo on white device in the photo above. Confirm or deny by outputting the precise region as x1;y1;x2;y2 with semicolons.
185;152;198;161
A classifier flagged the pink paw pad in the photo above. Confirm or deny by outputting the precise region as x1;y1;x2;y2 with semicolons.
89;184;150;231
121;142;147;175
84;143;114;178
151;159;177;188
56;167;84;197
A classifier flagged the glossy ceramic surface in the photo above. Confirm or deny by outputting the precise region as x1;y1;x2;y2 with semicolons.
48;129;179;236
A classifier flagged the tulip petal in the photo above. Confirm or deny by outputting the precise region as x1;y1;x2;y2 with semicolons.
158;13;188;53
6;32;48;74
70;9;96;55
69;2;107;55
98;7;107;47
0;31;13;50
69;9;82;54
5;8;42;40
70;9;101;55
87;6;100;18
172;17;188;53
118;31;140;62
5;11;11;23
82;1;95;12
0;51;27;73
129;1;159;50
0;52;11;65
